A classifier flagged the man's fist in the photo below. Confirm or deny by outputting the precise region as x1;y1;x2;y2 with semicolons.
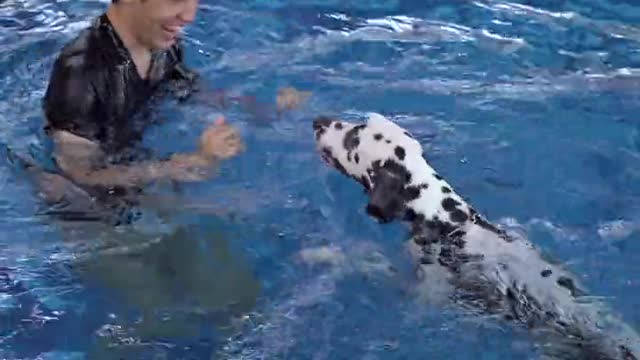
199;116;245;160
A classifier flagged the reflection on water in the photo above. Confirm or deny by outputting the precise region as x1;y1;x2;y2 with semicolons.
55;218;261;357
80;227;260;356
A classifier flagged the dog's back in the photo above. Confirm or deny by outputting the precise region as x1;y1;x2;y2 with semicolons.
434;222;640;359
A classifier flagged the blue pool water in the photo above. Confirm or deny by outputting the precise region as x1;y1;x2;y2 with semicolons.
1;0;640;358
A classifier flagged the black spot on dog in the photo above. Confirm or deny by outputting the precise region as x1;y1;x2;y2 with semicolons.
449;228;466;239
450;209;468;223
315;128;326;141
434;173;443;180
344;136;359;151
312;116;333;130
404;186;421;201
404;208;418;222
394;146;406;161
343;125;364;152
334;122;343;130
442;186;451;193
371;160;412;184
469;208;506;238
404;131;414;139
413;235;428;246
452;236;466;248
557;276;584;297
364;158;434;224
425;217;438;229
420;256;434;265
401;184;429;205
442;197;461;212
364;159;417;223
436;242;473;272
424;217;457;238
411;217;444;245
374;133;383;141
386;140;391;144
541;269;552;277
354;153;359;164
556;320;569;329
366;203;390;223
439;247;452;258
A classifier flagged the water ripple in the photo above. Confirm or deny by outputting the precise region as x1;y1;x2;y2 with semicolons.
474;0;640;43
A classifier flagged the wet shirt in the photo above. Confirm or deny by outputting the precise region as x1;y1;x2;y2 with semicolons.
42;14;198;162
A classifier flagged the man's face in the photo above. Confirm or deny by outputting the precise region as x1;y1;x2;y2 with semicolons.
131;0;199;50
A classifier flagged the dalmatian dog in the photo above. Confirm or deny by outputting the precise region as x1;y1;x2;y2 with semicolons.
312;113;640;360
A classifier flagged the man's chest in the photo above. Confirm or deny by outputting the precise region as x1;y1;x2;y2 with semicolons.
98;53;173;117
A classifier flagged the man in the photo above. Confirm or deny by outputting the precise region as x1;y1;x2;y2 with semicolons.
36;0;271;224
24;2;265;345
43;0;241;192
38;0;311;224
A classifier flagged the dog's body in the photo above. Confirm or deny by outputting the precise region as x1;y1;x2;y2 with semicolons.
313;113;640;360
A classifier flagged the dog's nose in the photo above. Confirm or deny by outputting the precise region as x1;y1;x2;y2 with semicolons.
313;116;333;130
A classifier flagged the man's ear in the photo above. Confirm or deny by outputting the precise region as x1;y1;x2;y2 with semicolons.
365;171;405;224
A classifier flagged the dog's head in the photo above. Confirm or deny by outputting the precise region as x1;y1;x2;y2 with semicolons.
313;113;508;246
313;113;428;224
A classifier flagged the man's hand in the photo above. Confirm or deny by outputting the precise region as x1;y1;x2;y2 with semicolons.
276;87;311;113
198;117;245;160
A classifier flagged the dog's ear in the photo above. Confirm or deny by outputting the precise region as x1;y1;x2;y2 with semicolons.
365;169;405;224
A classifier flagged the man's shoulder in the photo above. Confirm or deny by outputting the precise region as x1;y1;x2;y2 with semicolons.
53;17;110;74
43;18;105;116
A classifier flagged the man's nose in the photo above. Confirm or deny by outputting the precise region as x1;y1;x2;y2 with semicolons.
313;116;333;131
178;0;198;24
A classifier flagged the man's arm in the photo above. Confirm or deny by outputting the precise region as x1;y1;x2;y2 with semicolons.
51;116;243;188
166;41;311;120
43;51;241;188
51;129;217;187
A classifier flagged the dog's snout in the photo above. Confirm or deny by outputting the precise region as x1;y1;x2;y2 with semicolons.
313;116;333;131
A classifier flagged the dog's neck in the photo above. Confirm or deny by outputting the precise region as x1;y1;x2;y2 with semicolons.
395;157;505;243
405;196;508;245
404;201;468;241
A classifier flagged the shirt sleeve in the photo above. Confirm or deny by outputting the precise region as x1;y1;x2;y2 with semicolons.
42;55;102;142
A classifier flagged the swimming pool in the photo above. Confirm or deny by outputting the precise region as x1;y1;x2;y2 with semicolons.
1;0;639;358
